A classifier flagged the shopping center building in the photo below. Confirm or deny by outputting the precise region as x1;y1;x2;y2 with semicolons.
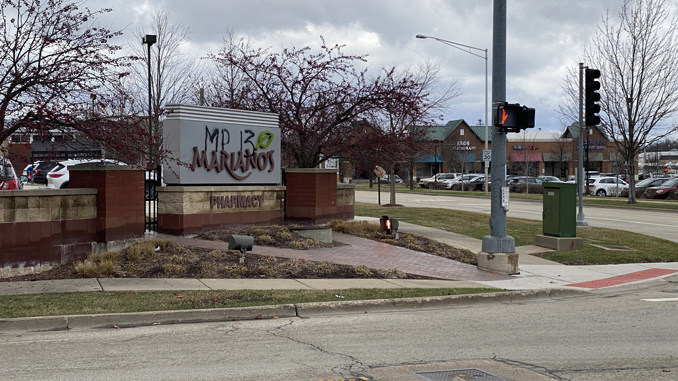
412;120;636;180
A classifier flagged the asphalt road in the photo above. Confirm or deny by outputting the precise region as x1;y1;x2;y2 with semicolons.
2;280;677;380
356;190;678;243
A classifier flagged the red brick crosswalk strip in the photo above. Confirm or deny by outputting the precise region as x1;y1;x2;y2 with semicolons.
566;268;678;289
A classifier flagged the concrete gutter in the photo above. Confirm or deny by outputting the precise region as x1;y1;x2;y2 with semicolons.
0;288;588;333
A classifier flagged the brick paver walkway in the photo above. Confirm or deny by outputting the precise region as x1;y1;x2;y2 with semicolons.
158;232;511;282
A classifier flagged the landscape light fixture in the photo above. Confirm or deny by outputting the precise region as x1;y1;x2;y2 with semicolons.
379;215;400;239
229;235;254;264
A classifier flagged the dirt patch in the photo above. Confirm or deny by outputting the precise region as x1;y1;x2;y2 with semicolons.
1;222;477;282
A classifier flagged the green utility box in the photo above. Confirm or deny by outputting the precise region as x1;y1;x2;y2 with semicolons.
542;182;576;237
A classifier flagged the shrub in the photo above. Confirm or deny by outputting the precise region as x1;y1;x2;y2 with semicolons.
314;261;338;277
256;265;277;277
330;220;380;236
126;241;156;261
378;268;407;279
289;241;309;250
208;250;226;258
163;264;186;276
353;264;373;277
257;235;273;245
75;259;117;278
223;265;248;277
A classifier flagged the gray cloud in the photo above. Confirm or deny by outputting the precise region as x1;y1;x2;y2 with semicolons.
87;0;655;133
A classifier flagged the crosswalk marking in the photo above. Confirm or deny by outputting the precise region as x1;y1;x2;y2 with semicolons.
641;297;678;302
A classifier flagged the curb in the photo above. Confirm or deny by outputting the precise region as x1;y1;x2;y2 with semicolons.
0;289;587;333
295;288;587;316
0;304;296;333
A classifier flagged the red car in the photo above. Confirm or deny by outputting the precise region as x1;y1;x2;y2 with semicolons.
644;178;678;199
0;157;21;190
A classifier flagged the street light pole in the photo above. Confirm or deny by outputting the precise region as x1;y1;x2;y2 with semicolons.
142;34;157;168
143;34;156;233
416;34;489;195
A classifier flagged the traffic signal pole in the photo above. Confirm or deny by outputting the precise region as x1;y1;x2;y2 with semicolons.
480;0;516;260
577;63;588;226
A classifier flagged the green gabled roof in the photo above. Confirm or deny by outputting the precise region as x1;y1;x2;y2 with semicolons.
416;119;491;142
422;125;454;141
562;122;610;140
469;125;492;143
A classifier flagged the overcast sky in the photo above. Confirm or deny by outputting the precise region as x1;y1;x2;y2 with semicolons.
88;0;666;134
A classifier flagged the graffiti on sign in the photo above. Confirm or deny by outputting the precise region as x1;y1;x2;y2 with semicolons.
192;126;276;181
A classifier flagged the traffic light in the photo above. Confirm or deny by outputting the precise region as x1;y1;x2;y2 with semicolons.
585;68;601;126
494;102;535;132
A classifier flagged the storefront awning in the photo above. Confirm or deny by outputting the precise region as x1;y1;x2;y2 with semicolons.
543;153;572;162
416;153;443;163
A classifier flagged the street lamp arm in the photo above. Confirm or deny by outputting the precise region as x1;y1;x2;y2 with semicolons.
415;34;486;60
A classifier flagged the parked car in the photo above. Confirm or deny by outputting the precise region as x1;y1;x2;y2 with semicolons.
587;176;628;197
379;174;403;185
46;159;127;189
419;173;458;188
508;177;543;193
620;177;669;198
643;178;678;199
0;157;22;190
444;174;483;190
465;176;488;191
537;176;563;183
31;160;59;184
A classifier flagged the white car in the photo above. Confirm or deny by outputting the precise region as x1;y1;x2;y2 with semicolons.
419;173;458;188
588;176;628;197
46;159;126;189
443;174;483;189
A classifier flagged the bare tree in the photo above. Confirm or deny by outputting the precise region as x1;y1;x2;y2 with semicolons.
559;0;678;203
0;0;148;162
128;11;202;162
365;60;459;204
549;131;572;179
208;36;457;172
198;29;256;110
511;130;540;193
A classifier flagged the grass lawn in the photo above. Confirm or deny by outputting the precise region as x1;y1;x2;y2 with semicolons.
355;203;678;265
0;288;500;319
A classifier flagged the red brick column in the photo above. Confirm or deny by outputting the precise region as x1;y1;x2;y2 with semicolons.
285;168;337;225
69;165;144;242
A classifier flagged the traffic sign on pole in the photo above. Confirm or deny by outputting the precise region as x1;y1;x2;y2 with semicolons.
482;150;492;162
663;166;669;174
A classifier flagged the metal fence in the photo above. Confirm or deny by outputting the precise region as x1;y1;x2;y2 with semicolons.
145;166;161;232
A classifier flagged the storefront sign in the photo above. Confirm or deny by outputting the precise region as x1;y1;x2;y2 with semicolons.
210;194;264;209
513;144;539;150
454;141;476;151
163;104;281;185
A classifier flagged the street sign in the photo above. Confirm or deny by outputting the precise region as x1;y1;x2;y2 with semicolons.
482;149;492;162
663;166;669;174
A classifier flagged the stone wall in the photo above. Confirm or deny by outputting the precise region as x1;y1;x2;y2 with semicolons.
158;186;285;235
0;189;97;271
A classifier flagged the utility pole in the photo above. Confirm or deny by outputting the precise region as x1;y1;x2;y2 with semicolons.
480;0;517;274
